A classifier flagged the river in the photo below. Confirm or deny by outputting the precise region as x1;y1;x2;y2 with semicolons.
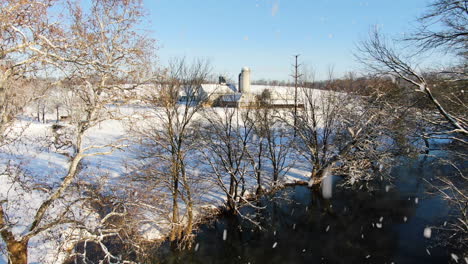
154;153;465;263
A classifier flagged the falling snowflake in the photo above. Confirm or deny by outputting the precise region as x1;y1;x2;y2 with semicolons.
272;242;278;248
321;172;333;199
423;227;432;239
451;253;459;263
223;229;227;241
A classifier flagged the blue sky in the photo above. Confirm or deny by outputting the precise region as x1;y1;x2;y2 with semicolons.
143;0;431;81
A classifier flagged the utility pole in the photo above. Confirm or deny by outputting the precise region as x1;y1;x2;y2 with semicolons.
291;54;303;137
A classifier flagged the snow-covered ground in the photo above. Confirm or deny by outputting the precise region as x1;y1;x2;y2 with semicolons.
0;102;312;263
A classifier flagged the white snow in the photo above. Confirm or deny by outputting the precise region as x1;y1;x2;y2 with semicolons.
272;242;278;249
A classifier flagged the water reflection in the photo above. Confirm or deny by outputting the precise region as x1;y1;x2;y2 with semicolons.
157;156;459;264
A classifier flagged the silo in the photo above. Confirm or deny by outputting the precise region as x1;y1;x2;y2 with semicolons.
241;67;250;94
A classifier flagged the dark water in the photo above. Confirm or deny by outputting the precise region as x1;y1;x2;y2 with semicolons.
157;155;465;264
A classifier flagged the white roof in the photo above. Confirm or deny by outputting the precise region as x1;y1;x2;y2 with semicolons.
200;84;236;94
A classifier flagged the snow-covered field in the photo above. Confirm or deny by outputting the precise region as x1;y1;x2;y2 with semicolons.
0;101;312;263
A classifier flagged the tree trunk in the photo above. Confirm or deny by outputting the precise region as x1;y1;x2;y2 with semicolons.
272;170;279;187
6;239;28;264
309;164;325;187
423;137;430;155
256;168;263;195
184;200;193;239
2;206;29;264
169;151;181;242
169;191;180;242
256;185;263;196
180;157;193;243
227;175;236;214
256;144;263;196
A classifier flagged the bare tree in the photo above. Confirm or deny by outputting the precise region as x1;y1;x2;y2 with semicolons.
199;107;256;215
357;29;467;139
246;113;265;195
132;58;210;245
0;0;153;262
408;0;468;55
35;98;47;123
292;76;394;187
0;1;63;262
47;88;65;123
357;0;467;251
251;105;293;188
0;0;63;145
425;173;468;250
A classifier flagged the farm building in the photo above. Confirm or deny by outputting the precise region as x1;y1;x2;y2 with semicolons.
195;67;304;108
